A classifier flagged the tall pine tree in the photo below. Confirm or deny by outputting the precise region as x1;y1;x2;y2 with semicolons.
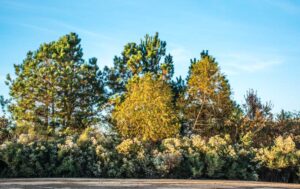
7;33;106;137
185;51;233;136
104;32;174;96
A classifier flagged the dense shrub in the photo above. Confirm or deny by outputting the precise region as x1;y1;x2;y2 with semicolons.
116;138;153;177
0;128;119;177
0;131;299;182
256;136;300;182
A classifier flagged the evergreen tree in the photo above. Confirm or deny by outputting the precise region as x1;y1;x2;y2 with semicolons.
185;51;233;136
0;95;11;143
104;32;174;96
7;33;106;136
275;110;300;147
240;90;273;147
171;76;188;135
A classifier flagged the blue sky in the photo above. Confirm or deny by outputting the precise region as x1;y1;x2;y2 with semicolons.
0;0;300;113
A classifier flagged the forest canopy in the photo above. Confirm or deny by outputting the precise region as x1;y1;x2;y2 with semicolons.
0;33;299;182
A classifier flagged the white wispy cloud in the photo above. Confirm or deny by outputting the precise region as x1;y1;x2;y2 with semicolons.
19;23;58;34
48;19;113;41
169;47;284;77
16;18;114;44
219;52;283;75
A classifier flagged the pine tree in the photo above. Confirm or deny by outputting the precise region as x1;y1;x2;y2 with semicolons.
185;51;233;136
104;32;174;96
7;33;106;136
240;89;273;147
0;95;11;143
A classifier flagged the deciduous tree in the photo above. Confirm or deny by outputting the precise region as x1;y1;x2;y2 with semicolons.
113;73;179;142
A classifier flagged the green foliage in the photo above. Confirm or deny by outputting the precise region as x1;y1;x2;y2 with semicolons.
239;90;274;147
7;33;106;136
104;32;174;96
0;133;295;182
185;51;233;136
0;96;12;144
255;136;300;182
0;141;58;177
0;117;10;144
256;136;299;169
0;129;119;177
116;138;154;177
153;138;183;177
0;32;299;183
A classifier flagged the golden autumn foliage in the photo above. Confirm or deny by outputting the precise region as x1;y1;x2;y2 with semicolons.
113;73;179;142
186;52;233;136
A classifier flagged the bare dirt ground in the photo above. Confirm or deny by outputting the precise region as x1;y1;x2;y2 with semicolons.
0;178;299;189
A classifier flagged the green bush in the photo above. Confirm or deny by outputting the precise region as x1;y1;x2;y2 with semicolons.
0;132;298;182
256;136;300;182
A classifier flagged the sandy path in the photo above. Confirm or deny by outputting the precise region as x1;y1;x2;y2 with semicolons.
0;178;299;189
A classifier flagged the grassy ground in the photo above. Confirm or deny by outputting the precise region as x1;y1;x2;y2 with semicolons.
0;179;300;189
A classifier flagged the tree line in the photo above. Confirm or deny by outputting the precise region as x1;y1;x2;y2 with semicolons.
0;33;299;182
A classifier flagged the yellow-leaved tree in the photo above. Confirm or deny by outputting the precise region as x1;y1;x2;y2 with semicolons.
185;51;233;136
113;73;179;142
